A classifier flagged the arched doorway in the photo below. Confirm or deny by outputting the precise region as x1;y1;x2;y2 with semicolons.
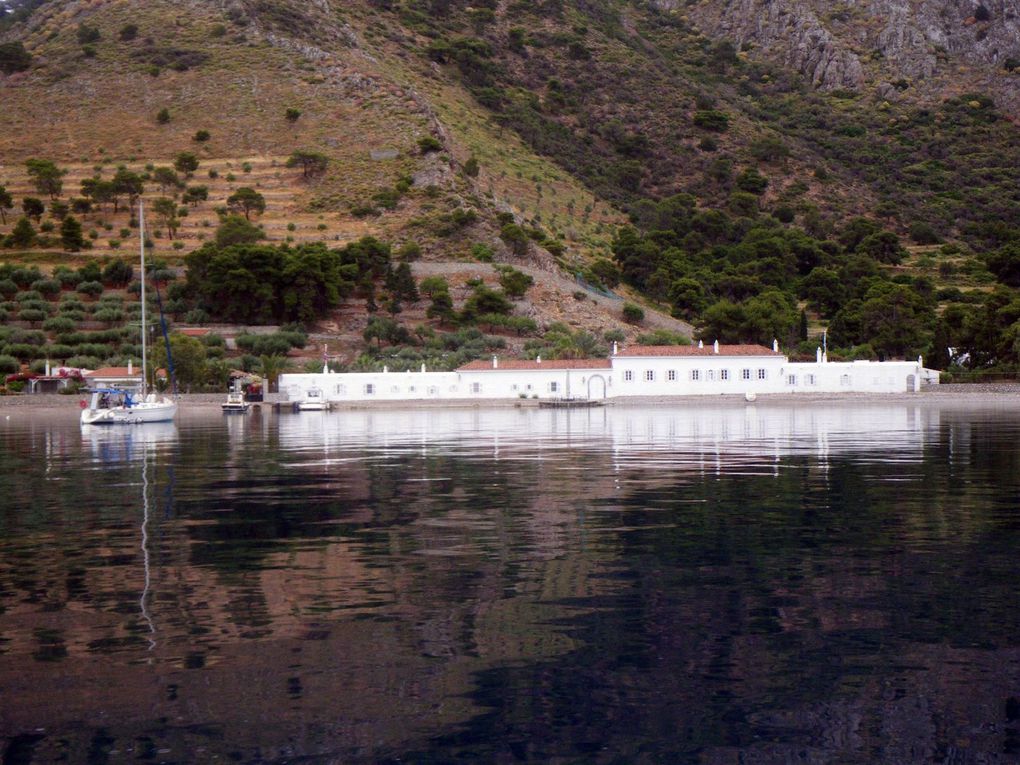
587;374;607;399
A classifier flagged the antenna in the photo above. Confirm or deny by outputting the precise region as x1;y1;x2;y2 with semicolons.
139;200;147;396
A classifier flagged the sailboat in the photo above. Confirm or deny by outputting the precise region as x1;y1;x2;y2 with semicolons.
81;202;178;425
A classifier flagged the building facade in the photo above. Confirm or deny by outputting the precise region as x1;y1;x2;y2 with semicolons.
279;344;938;405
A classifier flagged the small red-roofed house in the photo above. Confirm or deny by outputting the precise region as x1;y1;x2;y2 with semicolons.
84;365;143;389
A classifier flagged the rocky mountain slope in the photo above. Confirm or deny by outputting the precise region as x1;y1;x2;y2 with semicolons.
680;0;1019;113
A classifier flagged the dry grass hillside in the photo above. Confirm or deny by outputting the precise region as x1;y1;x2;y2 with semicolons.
0;0;619;254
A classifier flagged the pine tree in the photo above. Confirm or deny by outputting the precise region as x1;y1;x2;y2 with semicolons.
8;217;36;248
60;215;86;252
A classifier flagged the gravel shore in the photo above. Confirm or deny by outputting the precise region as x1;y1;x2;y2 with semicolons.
2;384;1019;412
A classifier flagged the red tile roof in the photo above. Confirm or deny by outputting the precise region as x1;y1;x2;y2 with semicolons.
178;328;211;337
458;358;612;371
84;367;142;378
615;344;780;357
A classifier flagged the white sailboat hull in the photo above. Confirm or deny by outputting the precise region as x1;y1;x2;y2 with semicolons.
81;399;177;425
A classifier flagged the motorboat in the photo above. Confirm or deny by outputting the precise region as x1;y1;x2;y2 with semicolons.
296;387;328;411
222;389;251;413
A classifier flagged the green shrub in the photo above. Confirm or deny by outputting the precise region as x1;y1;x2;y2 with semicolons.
66;355;102;370
77;281;104;298
735;168;768;194
622;302;645;323
3;343;40;360
17;308;47;324
909;221;940;245
636;329;690;345
372;189;400;210
418;136;443;154
11;267;42;287
398;242;421;261
77;24;101;44
92;307;124;324
54;267;82;289
42;316;76;334
693;110;730;131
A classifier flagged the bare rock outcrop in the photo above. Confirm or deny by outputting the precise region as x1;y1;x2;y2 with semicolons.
688;0;865;91
685;0;1020;114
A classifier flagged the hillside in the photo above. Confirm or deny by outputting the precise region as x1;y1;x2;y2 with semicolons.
1;0;1020;384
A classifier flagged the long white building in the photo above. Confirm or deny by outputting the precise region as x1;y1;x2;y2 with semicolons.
279;343;939;405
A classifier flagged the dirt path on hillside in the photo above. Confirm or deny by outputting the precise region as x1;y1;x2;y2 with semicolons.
410;261;694;336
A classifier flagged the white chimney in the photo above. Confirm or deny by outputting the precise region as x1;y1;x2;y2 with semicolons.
383;366;388;374
713;339;719;354
612;341;618;356
421;363;426;373
45;359;51;376
128;359;133;375
772;339;779;352
816;347;822;363
536;355;542;364
493;355;498;369
698;340;704;349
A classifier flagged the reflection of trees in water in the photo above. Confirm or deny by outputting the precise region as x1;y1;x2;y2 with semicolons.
404;443;1020;764
3;412;1020;762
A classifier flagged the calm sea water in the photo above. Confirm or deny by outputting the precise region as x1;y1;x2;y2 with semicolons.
1;401;1019;764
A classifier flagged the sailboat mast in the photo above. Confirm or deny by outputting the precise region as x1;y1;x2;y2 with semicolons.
139;200;147;396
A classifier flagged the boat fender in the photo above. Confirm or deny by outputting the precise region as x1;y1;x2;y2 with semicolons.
79;399;87;409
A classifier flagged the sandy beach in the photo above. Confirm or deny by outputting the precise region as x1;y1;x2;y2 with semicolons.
1;384;1019;413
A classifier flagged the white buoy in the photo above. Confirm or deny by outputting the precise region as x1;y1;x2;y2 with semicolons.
744;391;757;402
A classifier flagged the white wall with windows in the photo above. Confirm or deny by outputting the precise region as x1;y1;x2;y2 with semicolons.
280;350;933;404
283;371;461;403
611;352;787;396
281;366;615;403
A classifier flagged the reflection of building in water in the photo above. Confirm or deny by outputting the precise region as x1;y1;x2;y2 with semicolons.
274;402;939;466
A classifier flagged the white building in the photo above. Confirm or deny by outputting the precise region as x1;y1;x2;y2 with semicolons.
279;343;939;405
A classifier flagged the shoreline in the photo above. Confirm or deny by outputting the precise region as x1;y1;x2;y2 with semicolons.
2;384;1019;413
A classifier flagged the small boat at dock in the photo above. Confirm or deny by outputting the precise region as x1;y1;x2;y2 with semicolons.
221;390;251;413
296;387;329;411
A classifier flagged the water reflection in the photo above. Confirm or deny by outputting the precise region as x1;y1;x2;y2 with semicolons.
80;421;178;462
0;401;1018;762
275;402;938;460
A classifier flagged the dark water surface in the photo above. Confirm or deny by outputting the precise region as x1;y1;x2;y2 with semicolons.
1;402;1020;764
